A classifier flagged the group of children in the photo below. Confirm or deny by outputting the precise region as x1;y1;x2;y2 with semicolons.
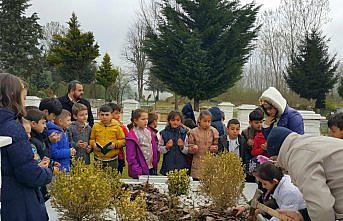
20;96;343;221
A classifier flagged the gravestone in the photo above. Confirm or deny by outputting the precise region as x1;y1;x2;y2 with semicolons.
122;99;140;126
25;96;41;107
298;110;326;136
218;102;235;126
237;104;257;130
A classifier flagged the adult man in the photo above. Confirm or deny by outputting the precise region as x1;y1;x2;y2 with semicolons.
58;80;94;127
267;127;343;221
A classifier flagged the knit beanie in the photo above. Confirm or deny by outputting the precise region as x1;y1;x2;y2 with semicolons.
267;127;293;156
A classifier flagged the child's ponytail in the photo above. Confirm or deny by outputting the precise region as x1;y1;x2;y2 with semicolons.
127;109;147;130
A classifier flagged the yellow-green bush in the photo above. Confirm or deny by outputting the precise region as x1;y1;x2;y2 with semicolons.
115;191;147;221
49;160;114;221
167;169;190;196
200;152;245;210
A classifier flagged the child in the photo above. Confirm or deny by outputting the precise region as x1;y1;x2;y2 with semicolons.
241;108;268;157
90;105;125;169
126;109;159;178
208;107;227;152
107;103;128;173
328;112;343;139
235;162;308;221
159;111;189;175
148;112;159;144
188;110;219;180
227;119;254;182
69;103;92;164
47;109;76;172
38;97;63;157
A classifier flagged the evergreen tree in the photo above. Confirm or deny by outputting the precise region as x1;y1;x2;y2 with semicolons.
0;0;43;79
96;53;119;101
144;0;260;110
47;13;99;82
285;29;339;109
145;72;167;101
338;78;343;99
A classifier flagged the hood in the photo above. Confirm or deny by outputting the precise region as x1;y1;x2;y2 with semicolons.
267;127;293;156
208;107;223;122
46;121;63;133
182;103;196;123
0;108;16;124
259;87;287;117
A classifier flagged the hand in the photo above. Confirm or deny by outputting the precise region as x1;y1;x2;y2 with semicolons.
247;139;254;147
166;139;173;150
77;140;87;149
49;132;61;143
265;116;276;127
261;143;267;150
279;209;304;221
233;205;248;216
177;138;184;149
209;145;218;153
70;148;76;157
92;143;101;152
53;166;60;175
189;145;199;154
110;143;118;150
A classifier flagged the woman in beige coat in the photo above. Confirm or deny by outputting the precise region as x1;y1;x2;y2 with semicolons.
267;127;343;221
188;110;219;180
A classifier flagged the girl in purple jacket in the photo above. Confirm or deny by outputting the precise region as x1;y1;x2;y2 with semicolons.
126;109;159;178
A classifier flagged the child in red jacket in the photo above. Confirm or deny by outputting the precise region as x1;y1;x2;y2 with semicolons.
251;131;269;157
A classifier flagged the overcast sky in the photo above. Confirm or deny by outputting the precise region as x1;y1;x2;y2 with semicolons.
27;0;343;67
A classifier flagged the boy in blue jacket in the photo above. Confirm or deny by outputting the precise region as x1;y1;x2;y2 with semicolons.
47;109;76;172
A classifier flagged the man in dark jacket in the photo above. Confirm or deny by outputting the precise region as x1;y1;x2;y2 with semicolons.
58;80;94;127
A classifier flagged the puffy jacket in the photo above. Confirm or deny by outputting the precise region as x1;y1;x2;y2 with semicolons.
47;121;71;172
126;128;158;178
0;108;52;221
277;133;343;221
89;120;125;161
260;87;304;138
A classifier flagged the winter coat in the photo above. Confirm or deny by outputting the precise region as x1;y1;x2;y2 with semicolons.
208;107;227;152
277;133;343;221
69;121;91;164
0;109;52;221
182;103;196;124
58;94;94;127
30;128;51;159
226;135;251;169
126;128;159;178
260;87;304;138
188;126;219;179
270;175;307;221
251;131;268;157
47;122;71;172
89;120;125;161
159;126;189;175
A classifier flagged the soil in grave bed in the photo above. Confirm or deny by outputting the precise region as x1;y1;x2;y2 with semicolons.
122;182;250;221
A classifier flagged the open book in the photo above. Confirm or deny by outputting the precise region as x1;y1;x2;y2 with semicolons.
96;142;112;155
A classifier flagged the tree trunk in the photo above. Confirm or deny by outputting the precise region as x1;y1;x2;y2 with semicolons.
174;93;178;110
194;97;200;112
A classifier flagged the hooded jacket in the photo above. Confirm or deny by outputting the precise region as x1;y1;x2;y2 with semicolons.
182;103;196;124
276;133;343;221
0;109;52;221
126;128;159;179
47;121;71;172
259;87;304;138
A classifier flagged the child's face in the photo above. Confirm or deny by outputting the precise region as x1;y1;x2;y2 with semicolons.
99;111;113;125
23;123;31;139
258;177;278;191
250;120;263;131
75;110;88;124
134;112;148;128
329;126;343;139
227;124;240;139
57;116;72;130
199;115;211;130
112;110;121;121
32;118;46;134
169;116;182;128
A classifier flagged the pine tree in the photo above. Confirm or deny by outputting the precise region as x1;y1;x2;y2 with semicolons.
96;53;119;101
145;72;167;101
285;29;339;109
144;0;260;110
47;13;99;82
0;0;43;79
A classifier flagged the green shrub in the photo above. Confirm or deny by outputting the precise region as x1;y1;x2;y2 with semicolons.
200;152;245;210
167;169;190;196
